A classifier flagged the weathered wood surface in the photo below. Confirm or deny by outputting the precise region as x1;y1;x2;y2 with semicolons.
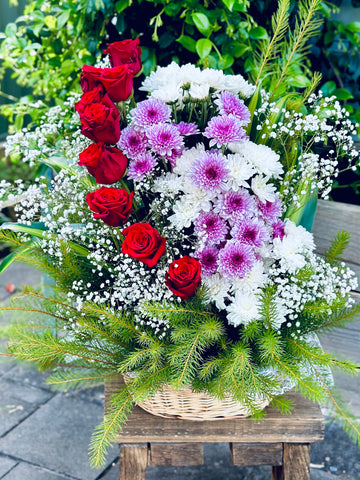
119;444;147;480
271;444;310;480
230;442;283;466
148;443;203;466
105;376;324;444
313;200;360;417
313;199;360;291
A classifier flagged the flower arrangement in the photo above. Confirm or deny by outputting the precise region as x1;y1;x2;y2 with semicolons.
0;38;360;467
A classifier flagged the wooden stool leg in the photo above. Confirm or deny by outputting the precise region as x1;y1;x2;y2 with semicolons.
271;444;310;480
119;443;148;480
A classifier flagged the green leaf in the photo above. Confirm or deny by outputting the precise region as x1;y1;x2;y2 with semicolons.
191;12;211;36
227;42;249;58
288;75;311;88
249;26;268;40
222;0;235;10
196;38;213;59
5;23;17;37
0;222;47;239
333;88;354;100
218;54;234;70
346;22;360;32
176;35;197;53
33;22;44;37
115;0;130;13
44;15;57;29
61;59;75;76
0;251;16;274
57;11;71;29
320;81;336;96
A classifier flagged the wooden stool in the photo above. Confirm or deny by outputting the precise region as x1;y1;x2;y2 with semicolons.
105;376;324;480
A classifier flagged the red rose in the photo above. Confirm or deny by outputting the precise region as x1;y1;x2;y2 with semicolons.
121;222;166;267
79;143;127;184
165;256;201;300
103;39;142;75
80;64;134;103
86;187;134;227
75;88;120;144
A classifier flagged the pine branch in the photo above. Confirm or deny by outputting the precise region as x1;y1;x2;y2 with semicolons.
325;230;351;264
270;0;323;100
255;0;290;85
310;361;360;447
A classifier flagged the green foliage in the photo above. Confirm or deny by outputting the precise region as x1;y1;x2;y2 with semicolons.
325;230;351;264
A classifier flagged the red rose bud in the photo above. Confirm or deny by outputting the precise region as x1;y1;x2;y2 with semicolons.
165;256;201;301
79;143;127;184
121;222;166;267
103;39;142;75
80;64;134;103
86;187;134;227
75;88;120;144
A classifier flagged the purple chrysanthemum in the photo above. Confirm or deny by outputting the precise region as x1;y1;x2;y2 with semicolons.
214;92;251;126
215;189;256;221
204;115;247;148
118;127;147;159
127;152;157;181
175;122;199;136
195;245;219;276
190;151;229;192
166;147;184;168
231;219;268;247
131;98;171;128
218;241;255;279
272;220;286;241
194;211;228;244
146;123;183;157
258;197;282;222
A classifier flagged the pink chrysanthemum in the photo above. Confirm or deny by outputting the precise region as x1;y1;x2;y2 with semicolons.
215;189;256;221
195;245;219;276
272;220;286;241
204;115;247;147
131;98;171;128
118;127;147;159
258;197;283;222
194;211;228;244
146;123;183;157
214;91;251;126
218;241;255;279
231;219;268;247
191;151;229;192
175;122;199;136
127;153;157;181
166;147;184;168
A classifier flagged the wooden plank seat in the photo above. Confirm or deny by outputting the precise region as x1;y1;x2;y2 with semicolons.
105;375;324;480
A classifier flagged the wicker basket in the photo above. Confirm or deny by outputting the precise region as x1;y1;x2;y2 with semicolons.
123;374;269;421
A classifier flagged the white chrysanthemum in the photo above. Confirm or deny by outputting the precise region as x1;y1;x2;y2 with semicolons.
231;261;268;294
222;74;256;98
236;141;283;179
140;62;181;93
284;219;315;254
226;153;256;190
182;180;213;211
273;236;306;272
251;175;276;202
200;68;225;90
189;83;210;100
173;144;204;175
203;273;230;310
168;195;202;229
151;85;182;103
226;292;260;326
153;172;184;194
180;64;203;84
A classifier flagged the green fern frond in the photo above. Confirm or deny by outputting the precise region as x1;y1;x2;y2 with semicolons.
46;369;116;392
